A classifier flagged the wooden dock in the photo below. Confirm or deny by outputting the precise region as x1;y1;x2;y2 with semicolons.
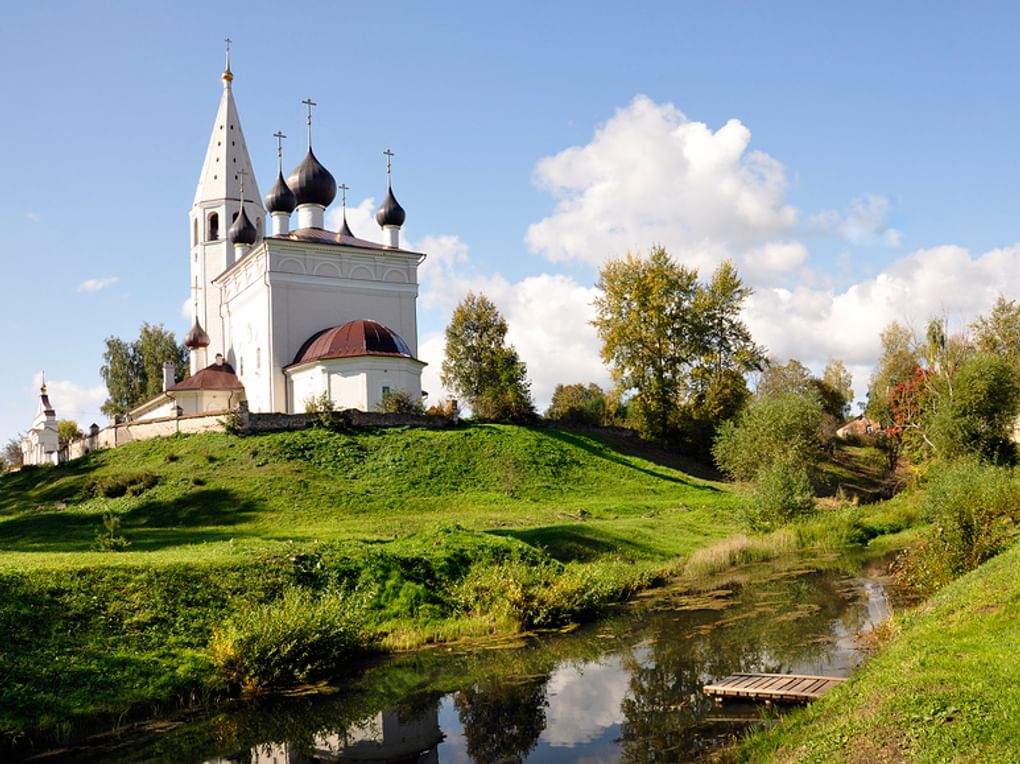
703;673;845;704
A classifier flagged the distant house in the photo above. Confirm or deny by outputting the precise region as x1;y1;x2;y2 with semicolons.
836;415;881;440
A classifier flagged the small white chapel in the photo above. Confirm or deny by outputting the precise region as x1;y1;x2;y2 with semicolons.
130;49;427;422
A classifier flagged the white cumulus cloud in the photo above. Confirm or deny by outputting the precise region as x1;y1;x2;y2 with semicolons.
745;244;1020;399
810;193;902;247
526;95;797;269
78;276;119;293
417;239;611;413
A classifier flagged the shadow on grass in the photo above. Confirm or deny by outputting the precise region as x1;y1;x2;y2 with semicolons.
539;428;722;489
0;489;262;553
491;524;659;563
0;453;105;514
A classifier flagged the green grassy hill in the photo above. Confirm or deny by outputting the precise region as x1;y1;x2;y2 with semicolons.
1;425;740;565
0;424;745;747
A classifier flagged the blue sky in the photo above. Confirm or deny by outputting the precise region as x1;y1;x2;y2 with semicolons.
3;1;1020;440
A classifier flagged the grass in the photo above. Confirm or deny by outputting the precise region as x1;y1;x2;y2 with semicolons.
732;539;1020;763
0;424;922;753
0;424;746;749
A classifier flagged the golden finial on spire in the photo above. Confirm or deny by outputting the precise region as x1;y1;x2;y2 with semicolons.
40;371;47;394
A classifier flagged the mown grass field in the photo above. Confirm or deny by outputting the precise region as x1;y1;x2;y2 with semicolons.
733;538;1020;763
0;424;749;748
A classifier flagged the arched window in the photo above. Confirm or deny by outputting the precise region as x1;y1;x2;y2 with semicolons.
208;213;219;241
193;218;198;247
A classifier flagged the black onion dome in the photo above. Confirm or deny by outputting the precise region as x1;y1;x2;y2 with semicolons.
375;186;406;227
228;205;257;245
287;148;337;208
184;318;211;349
264;171;297;214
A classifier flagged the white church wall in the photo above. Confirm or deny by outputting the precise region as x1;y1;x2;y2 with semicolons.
285;356;423;413
221;267;272;412
328;370;368;412
288;367;326;413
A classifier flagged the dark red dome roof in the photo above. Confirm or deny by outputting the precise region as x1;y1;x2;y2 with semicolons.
292;320;413;365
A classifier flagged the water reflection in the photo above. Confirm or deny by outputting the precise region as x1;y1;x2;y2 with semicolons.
43;552;909;763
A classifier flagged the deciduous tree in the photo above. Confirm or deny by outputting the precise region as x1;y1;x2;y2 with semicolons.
971;294;1020;372
2;435;23;472
866;321;921;427
100;323;188;417
592;248;762;441
441;292;535;422
57;420;83;447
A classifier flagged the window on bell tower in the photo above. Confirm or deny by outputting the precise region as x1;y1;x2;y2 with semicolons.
208;213;219;241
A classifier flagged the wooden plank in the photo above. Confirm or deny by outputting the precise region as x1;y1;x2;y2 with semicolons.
703;673;846;704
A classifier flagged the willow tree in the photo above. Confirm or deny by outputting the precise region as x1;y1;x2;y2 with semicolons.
592;247;762;441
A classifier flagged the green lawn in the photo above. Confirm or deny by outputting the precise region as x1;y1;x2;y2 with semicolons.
1;425;740;566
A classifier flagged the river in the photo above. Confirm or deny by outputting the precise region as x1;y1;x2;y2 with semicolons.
36;551;912;763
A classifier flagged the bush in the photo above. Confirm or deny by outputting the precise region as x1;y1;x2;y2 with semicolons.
545;383;609;426
712;391;823;481
81;471;158;499
377;389;425;415
898;459;1020;591
209;586;369;692
745;461;815;531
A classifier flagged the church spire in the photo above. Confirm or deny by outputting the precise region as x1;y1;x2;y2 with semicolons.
190;46;264;373
193;54;263;209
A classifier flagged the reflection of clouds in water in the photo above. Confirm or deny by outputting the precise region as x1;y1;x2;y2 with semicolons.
540;657;629;747
572;754;624;764
437;695;471;764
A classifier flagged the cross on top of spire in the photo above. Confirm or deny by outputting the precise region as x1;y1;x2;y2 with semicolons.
302;98;317;148
384;148;394;187
273;130;286;172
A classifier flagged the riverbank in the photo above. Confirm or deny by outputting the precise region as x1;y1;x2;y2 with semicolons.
732;538;1020;763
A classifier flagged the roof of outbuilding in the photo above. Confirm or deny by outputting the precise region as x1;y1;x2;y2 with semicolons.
169;361;244;392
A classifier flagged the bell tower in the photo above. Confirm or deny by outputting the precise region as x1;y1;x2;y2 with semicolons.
188;39;265;373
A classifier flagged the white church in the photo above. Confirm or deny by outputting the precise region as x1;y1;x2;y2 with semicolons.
20;52;428;466
133;54;427;421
